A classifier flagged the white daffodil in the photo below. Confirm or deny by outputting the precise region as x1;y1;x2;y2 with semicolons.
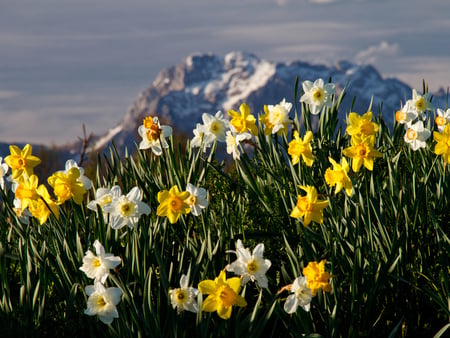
190;122;216;152
169;274;199;314
404;120;431;151
61;159;93;190
395;101;418;127
0;157;9;190
185;183;208;216
79;240;122;284
84;282;122;325
201;111;230;143
408;89;433;116
435;108;450;132
138;116;173;156
300;78;335;115
283;275;312;314
265;98;293;134
225;127;252;161
226;239;271;289
87;185;122;221
103;186;151;229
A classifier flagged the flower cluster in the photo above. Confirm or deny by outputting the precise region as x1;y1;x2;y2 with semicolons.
80;240;123;325
2;145;96;225
395;89;450;157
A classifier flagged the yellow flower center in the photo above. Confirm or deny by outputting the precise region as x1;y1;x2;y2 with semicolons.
415;97;426;111
436;116;446;126
297;198;312;212
395;110;406;122
186;194;196;206
312;87;324;102
120;202;134;216
15;186;37;200
360;121;375;135
99;195;113;207
170;196;183;212
143;116;154;129
146;123;162;141
97;296;106;308
270;108;284;125
219;286;238;307
54;182;72;202
406;129;417;141
175;289;187;304
210;120;222;135
93;258;101;267
295;287;306;298
10;156;26;169
356;145;367;158
247;259;258;273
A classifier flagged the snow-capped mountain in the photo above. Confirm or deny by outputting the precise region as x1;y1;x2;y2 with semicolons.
92;51;446;152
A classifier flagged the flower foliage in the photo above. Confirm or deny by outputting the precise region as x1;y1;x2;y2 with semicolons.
1;77;449;337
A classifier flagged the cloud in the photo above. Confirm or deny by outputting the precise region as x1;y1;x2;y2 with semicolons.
355;41;400;65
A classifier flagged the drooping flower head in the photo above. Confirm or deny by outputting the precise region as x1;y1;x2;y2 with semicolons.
48;167;88;205
185;183;208;216
156;185;191;224
84;282;122;325
435;108;450;132
300;78;335;115
138;116;173;155
198;270;247;320
287;130;314;166
79;240;122;284
28;184;59;225
403;120;431;151
228;102;258;135
346;111;379;139
4;144;41;179
433;123;450;163
290;185;329;227
342;135;382;172
225;127;252;161
169;274;199;314
259;98;292;135
226;239;271;289
302;260;332;296
283;275;313;314
103;187;151;229
324;157;353;196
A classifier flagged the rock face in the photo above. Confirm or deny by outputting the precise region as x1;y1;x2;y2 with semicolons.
92;51;445;151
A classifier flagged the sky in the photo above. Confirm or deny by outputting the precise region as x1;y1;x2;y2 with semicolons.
1;0;450;145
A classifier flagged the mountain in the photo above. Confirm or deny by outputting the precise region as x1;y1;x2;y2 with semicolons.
90;51;447;153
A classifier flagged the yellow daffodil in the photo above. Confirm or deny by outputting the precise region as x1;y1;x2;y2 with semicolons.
14;174;40;211
48;167;87;204
290;185;329;227
302;260;332;296
433;123;450;163
228;102;258;135
324;157;353;196
287;130;314;166
198;270;247;319
156;185;191;224
346;111;379;139
28;185;59;225
342;135;382;172
4;144;41;179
